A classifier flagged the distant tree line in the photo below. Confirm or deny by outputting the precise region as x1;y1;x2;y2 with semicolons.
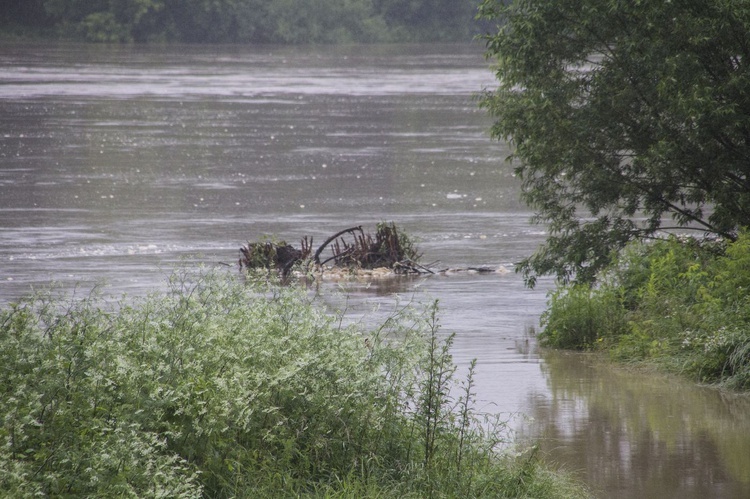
0;0;485;43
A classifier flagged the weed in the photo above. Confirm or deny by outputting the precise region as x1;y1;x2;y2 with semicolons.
0;268;589;498
541;234;750;391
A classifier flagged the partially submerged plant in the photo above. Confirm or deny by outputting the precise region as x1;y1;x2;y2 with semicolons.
317;222;422;271
239;222;429;277
239;235;312;276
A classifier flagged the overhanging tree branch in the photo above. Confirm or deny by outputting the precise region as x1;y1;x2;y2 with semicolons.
480;0;750;284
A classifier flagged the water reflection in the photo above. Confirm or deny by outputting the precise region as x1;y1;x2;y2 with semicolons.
521;350;750;498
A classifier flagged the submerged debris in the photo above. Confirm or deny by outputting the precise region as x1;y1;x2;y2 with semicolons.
239;222;509;279
239;237;313;276
239;222;429;277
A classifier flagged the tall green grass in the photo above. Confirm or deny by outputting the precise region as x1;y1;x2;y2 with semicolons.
540;285;628;350
540;234;750;390
0;268;588;498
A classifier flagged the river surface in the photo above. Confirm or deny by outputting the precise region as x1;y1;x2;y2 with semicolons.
1;42;749;498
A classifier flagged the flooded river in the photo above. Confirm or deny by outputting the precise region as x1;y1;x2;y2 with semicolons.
1;42;748;498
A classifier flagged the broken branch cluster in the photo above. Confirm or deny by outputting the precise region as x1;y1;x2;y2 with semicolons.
239;222;427;276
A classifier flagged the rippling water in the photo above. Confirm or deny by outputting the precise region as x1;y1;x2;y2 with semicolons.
1;42;748;498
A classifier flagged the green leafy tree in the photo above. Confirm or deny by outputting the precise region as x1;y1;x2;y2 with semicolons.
42;0;165;41
264;0;382;43
479;0;750;286
5;0;481;42
375;0;479;40
0;0;51;28
161;0;267;43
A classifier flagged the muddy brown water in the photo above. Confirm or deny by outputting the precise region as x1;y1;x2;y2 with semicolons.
1;42;748;498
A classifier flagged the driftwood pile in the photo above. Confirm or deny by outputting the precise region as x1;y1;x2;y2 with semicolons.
239;223;432;277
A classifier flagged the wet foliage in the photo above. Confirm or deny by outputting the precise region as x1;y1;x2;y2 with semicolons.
541;234;750;391
239;238;313;276
480;0;750;286
0;268;589;498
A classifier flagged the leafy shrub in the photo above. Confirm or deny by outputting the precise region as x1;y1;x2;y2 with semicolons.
78;12;131;42
602;236;719;311
540;285;628;350
707;231;750;313
678;325;750;386
542;233;750;391
0;268;589;498
0;291;202;497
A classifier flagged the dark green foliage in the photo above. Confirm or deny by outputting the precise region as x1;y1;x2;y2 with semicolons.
375;0;479;41
0;0;52;30
1;0;483;43
539;285;627;350
239;237;310;277
0;269;589;498
542;234;750;390
479;0;750;286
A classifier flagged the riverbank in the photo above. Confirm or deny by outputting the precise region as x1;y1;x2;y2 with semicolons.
0;269;589;498
539;233;750;391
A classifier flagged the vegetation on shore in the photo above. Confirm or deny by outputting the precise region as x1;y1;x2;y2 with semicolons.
480;0;750;286
0;268;588;498
540;233;750;391
480;0;750;393
1;0;485;44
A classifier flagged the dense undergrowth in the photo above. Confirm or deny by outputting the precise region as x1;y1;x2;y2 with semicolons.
0;268;587;498
540;233;750;390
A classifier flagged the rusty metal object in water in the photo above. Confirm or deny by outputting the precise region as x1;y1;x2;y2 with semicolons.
239;222;427;277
